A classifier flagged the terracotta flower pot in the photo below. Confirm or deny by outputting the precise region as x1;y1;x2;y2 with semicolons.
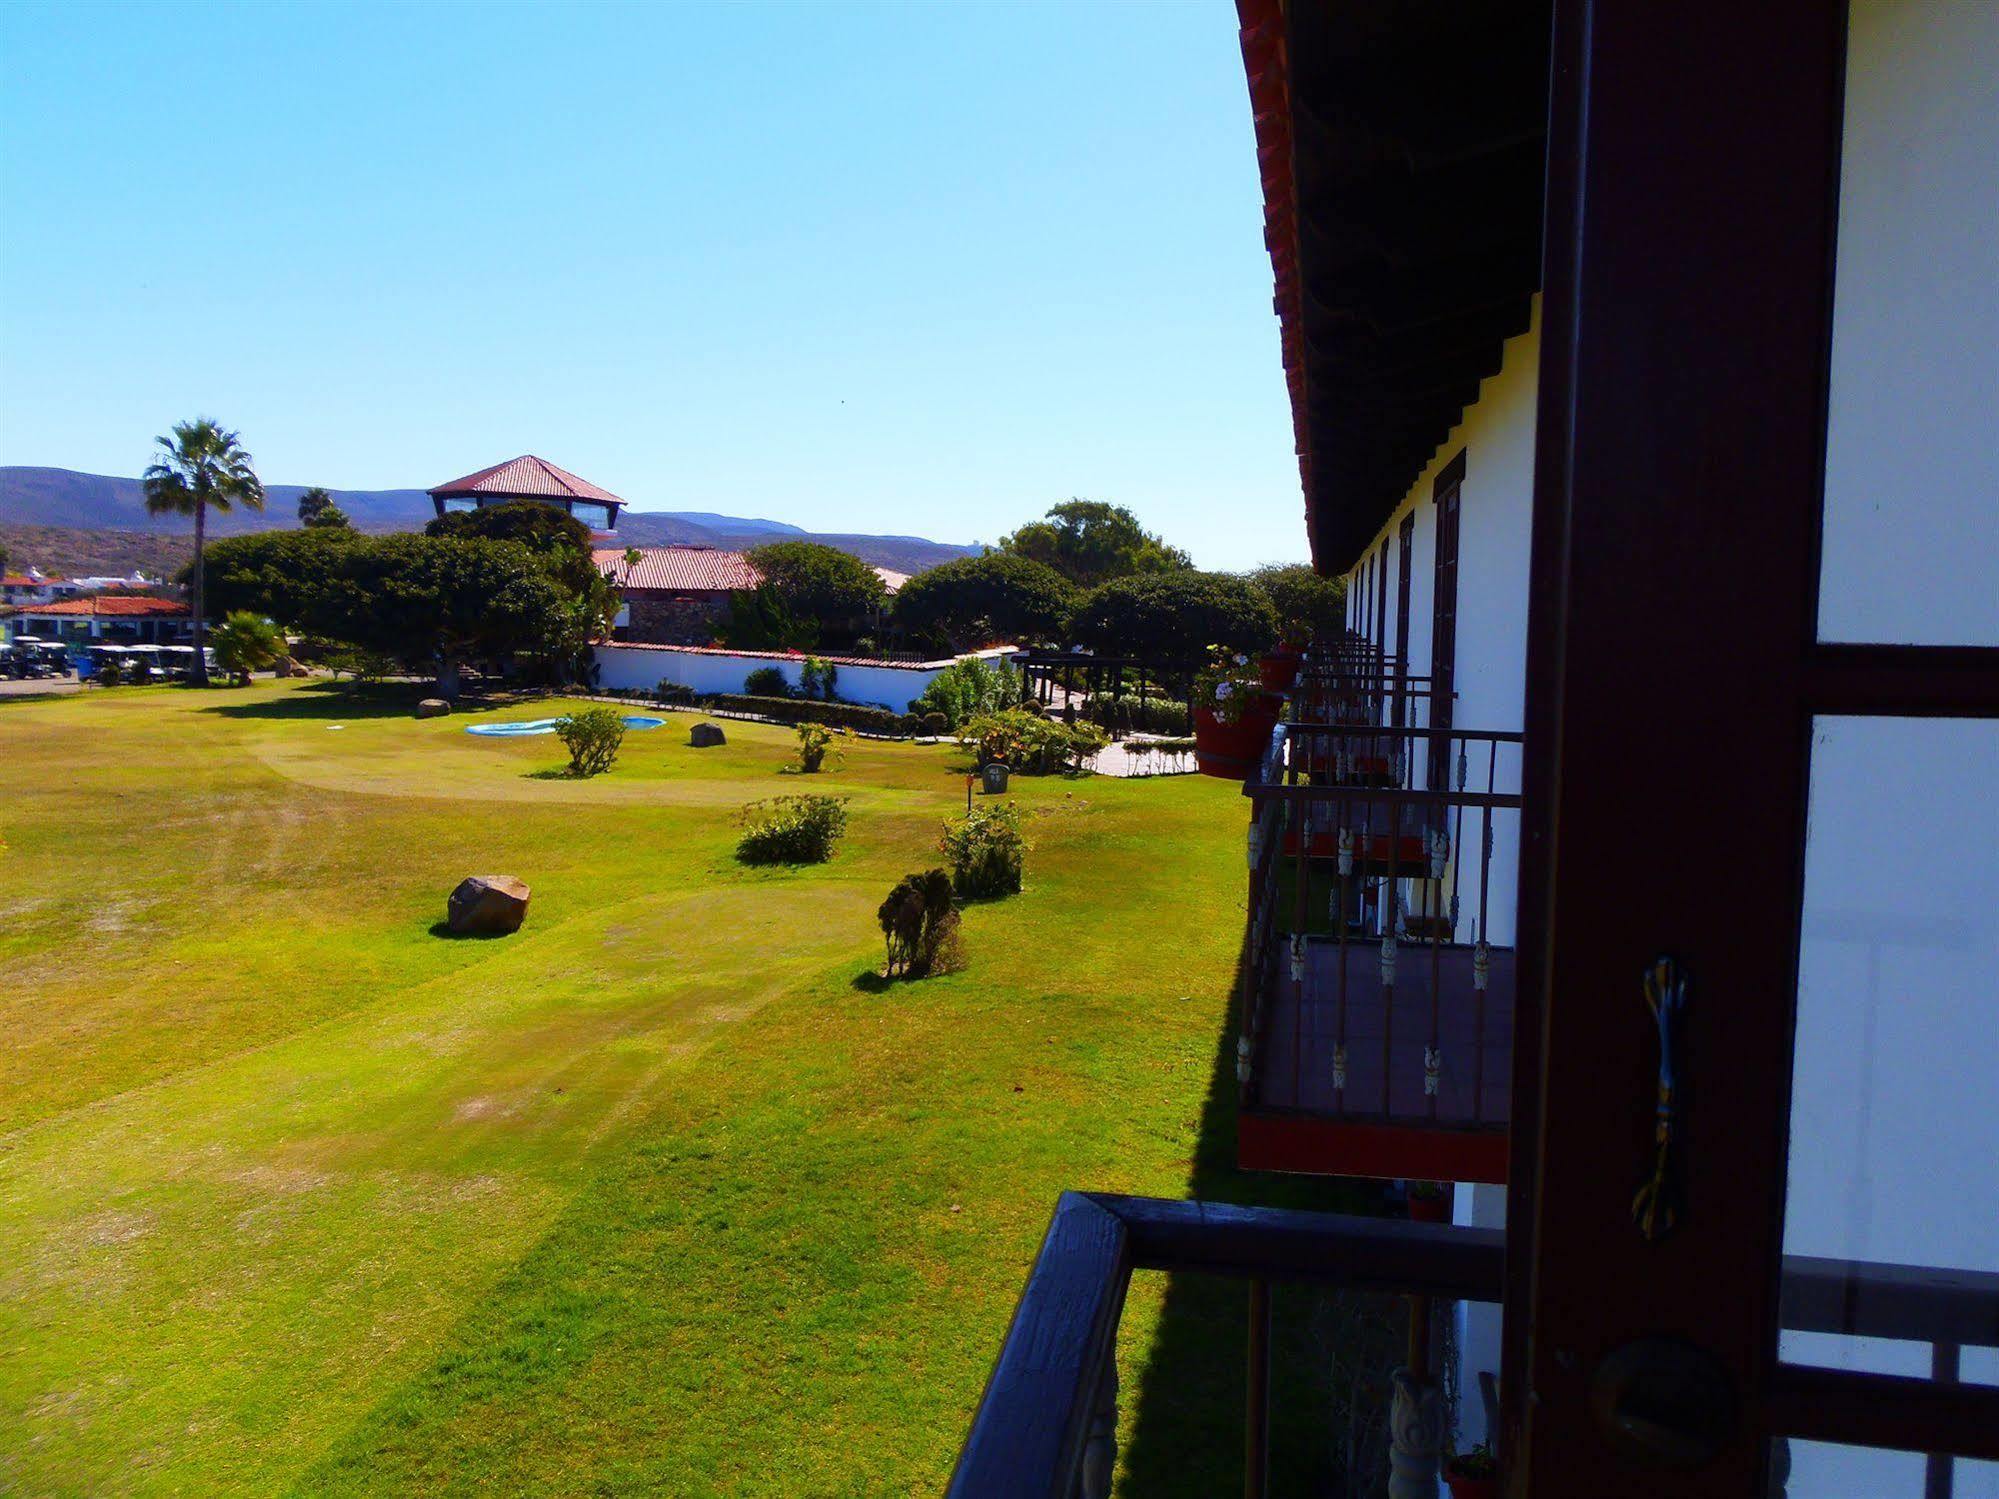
1193;704;1279;781
1257;651;1301;690
1445;1470;1500;1499
1407;1191;1451;1224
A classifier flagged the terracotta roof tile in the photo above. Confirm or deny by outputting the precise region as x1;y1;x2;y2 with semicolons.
12;595;188;618
595;547;761;593
429;455;625;506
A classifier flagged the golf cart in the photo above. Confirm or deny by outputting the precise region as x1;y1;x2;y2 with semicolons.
4;636;54;679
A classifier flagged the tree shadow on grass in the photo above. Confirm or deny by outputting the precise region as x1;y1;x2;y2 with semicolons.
1113;948;1401;1498
202;690;429;722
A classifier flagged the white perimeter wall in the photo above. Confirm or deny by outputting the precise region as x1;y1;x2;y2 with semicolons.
593;644;1004;713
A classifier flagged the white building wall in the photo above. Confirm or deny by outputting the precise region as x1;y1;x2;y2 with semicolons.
1328;308;1543;1451
1339;300;1540;950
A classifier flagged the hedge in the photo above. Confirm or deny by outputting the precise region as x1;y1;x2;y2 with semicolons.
699;693;916;736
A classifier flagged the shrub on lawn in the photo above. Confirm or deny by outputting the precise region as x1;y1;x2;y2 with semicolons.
877;868;963;978
910;655;1021;729
941;802;1026;898
556;706;626;776
962;709;1107;774
94;656;125;687
794;722;838;773
799;655;838;701
737;793;849;864
653;679;698;705
210;611;283;686
743;665;791;698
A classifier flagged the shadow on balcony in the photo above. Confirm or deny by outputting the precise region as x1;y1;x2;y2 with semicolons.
1110;948;1401;1496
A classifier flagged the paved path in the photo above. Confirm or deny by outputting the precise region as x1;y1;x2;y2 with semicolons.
0;677;82;698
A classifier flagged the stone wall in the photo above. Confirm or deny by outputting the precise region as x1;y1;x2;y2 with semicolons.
621;590;733;645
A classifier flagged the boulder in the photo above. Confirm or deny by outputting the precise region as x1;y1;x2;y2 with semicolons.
447;875;531;936
689;722;726;747
416;698;452;719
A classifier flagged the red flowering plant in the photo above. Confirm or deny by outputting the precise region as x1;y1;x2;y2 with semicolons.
1192;645;1266;724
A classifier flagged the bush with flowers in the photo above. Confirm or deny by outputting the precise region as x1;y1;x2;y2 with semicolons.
1193;646;1269;725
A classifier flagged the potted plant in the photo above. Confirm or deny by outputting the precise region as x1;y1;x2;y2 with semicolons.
1407;1179;1450;1224
1445;1442;1499;1499
1192;648;1279;780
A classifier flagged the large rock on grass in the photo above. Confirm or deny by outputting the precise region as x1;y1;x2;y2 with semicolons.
416;698;452;719
447;875;531;936
689;722;726;747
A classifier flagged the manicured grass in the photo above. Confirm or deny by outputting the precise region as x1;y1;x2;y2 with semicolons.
0;681;1366;1495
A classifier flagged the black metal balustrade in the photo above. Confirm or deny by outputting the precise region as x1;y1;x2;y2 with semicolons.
1238;681;1524;1179
948;1196;1999;1498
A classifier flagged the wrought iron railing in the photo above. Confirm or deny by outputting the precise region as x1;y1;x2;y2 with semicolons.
948;1195;1999;1498
1240;718;1524;1128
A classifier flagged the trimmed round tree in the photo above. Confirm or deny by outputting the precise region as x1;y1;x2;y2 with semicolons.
892;552;1075;651
743;541;886;639
1248;563;1346;646
1069;571;1279;662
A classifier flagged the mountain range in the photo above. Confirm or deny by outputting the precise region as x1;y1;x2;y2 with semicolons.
0;467;980;576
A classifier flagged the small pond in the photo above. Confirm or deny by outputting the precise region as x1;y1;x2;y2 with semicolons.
465;715;666;738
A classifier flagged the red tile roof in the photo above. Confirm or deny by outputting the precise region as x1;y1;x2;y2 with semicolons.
595;547;761;593
2;574;57;587
12;594;188;618
429;455;626;506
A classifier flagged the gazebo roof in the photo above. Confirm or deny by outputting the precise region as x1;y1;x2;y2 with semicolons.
428;455;626;507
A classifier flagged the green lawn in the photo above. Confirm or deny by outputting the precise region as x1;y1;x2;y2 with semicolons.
0;680;1366;1496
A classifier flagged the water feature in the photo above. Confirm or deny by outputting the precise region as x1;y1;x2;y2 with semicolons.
465;715;666;738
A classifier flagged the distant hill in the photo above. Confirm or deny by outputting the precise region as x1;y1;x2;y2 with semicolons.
0;467;979;576
0;525;192;581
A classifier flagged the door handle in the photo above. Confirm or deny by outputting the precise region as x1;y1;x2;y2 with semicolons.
1590;1337;1737;1469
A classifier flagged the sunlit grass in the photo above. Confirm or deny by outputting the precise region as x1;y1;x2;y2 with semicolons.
0;680;1351;1496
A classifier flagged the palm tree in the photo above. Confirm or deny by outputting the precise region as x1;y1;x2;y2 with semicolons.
143;418;265;686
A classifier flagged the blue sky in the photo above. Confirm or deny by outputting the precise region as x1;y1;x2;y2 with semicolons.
0;2;1306;568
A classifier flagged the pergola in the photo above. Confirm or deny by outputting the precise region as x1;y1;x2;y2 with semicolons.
427;455;627;533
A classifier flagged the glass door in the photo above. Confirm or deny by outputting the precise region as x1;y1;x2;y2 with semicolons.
1504;2;1999;1493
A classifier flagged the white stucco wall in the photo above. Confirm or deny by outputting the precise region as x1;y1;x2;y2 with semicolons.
1817;0;1999;648
1339;299;1540;950
592;643;1014;713
1329;309;1543;1461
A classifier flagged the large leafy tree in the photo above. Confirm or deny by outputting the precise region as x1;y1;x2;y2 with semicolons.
743;540;886;642
1248;563;1346;646
892;552;1075;651
202;529;579;697
143;418;265;684
427;499;616;643
1070;571;1278;662
202;528;362;628
998;500;1191;588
